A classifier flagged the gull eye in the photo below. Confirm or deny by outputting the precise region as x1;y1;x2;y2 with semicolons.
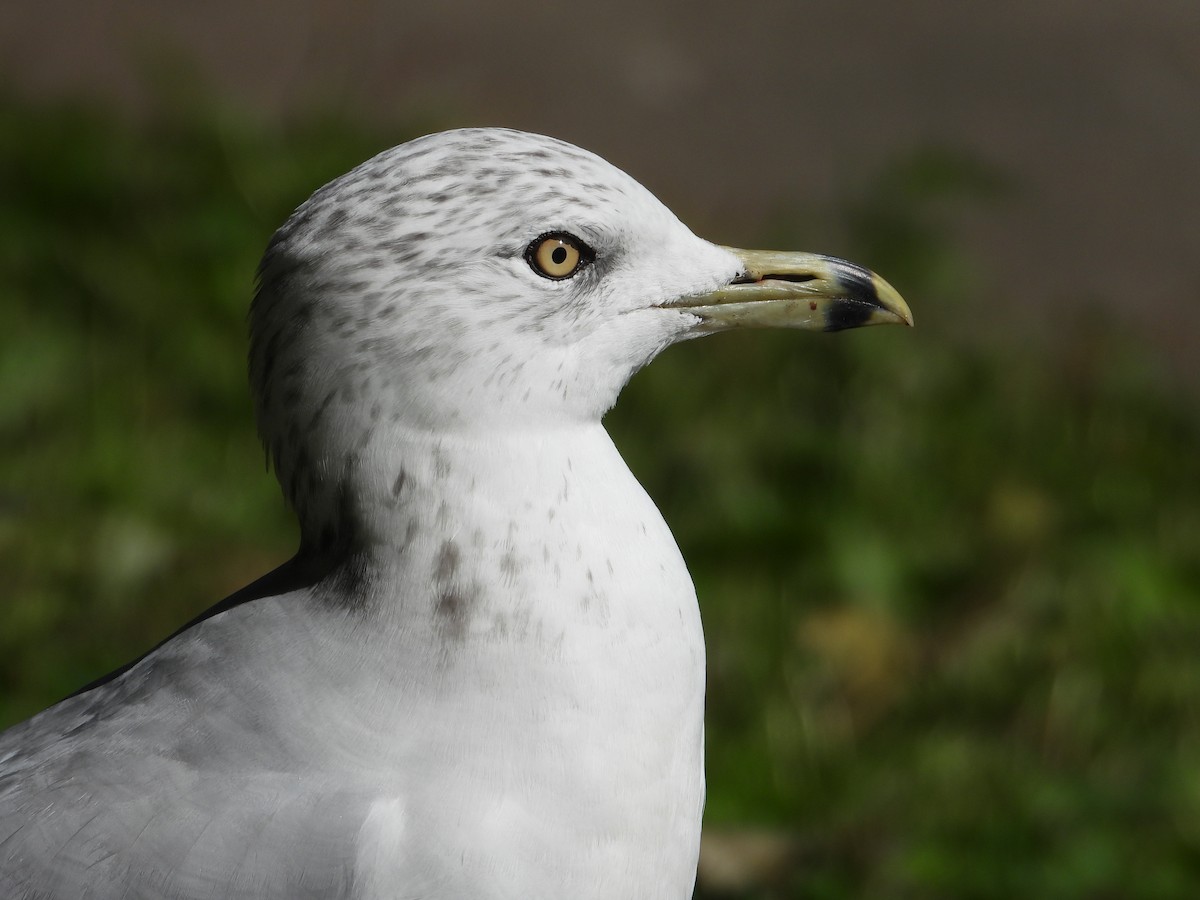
525;232;593;280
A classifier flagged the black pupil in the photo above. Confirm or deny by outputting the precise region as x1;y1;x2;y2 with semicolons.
551;245;568;265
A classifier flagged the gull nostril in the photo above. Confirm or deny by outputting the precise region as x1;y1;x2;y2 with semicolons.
729;272;818;286
762;273;818;284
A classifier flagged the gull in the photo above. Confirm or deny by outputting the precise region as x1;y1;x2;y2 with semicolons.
0;128;910;899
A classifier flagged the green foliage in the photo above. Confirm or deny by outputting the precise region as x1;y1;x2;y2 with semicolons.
1;96;1198;897
0;92;424;711
611;150;1200;897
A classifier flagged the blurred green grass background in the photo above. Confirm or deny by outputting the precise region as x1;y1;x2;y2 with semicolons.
1;93;1199;897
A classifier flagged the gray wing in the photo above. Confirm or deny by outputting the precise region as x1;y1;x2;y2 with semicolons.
0;572;373;900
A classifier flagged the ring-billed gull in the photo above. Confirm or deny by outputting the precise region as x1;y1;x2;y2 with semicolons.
0;128;910;899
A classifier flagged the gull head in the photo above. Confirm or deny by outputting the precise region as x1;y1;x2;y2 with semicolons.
249;128;910;541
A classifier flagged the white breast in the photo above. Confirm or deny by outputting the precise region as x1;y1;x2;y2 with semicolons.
298;423;707;899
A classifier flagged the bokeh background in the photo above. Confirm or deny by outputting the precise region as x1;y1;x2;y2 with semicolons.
2;1;1199;896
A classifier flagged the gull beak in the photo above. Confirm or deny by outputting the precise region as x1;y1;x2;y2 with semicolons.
670;248;912;332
